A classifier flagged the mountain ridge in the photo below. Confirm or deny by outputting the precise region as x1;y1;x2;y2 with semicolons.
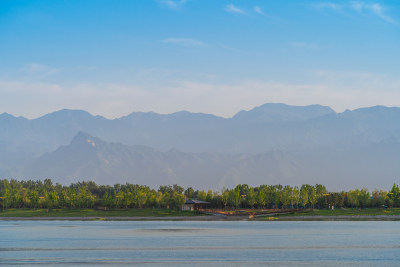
21;132;400;191
1;103;400;190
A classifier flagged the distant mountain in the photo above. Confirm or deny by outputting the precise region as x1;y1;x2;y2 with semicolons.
21;132;400;191
1;103;400;190
23;132;243;188
1;103;400;155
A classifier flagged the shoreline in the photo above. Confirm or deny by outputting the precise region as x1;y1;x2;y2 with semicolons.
0;215;220;221
2;215;400;221
276;215;400;220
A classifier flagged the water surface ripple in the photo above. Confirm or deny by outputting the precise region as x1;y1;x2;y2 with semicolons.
1;220;399;266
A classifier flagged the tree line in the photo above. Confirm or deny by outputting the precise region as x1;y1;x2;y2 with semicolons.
0;179;400;210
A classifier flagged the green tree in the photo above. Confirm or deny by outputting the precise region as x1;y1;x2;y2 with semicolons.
206;190;214;203
101;192;113;209
281;186;292;208
148;191;162;208
348;189;360;209
228;189;241;209
46;191;58;210
11;188;22;208
20;188;30;208
246;188;256;208
121;191;133;208
0;188;12;210
184;187;195;198
307;185;317;209
221;190;229;209
300;186;309;208
43;178;53;192
292;186;300;208
235;184;249;197
114;186;124;208
315;184;328;208
197;190;207;201
257;188;267;209
358;188;370;208
160;192;170;208
67;188;77;208
29;190;39;209
57;190;68;208
172;184;184;194
265;186;278;208
136;190;147;208
388;184;400;207
171;192;186;210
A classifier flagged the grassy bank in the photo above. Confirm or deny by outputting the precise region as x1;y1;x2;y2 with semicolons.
0;208;202;217
2;207;400;219
277;208;400;217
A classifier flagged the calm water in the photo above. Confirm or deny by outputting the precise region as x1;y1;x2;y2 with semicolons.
1;220;400;266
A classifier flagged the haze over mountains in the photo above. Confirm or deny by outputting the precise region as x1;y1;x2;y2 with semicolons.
1;103;399;191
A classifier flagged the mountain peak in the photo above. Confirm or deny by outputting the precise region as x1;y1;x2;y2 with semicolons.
35;109;95;122
0;112;15;119
352;105;400;114
70;132;99;148
0;112;28;122
232;103;336;123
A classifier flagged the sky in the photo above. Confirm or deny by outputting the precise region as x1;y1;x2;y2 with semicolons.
0;0;399;119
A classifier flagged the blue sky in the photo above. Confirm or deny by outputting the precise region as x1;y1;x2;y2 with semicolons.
0;0;399;118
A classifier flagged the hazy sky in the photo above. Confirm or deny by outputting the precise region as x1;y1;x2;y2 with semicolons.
1;0;399;118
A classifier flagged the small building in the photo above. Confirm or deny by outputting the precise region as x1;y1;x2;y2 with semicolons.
182;199;210;211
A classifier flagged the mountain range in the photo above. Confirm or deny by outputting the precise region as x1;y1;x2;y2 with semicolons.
1;103;399;190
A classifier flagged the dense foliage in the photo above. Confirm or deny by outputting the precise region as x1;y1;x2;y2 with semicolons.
0;179;399;210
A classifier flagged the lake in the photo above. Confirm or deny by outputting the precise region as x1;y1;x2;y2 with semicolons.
1;220;399;266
